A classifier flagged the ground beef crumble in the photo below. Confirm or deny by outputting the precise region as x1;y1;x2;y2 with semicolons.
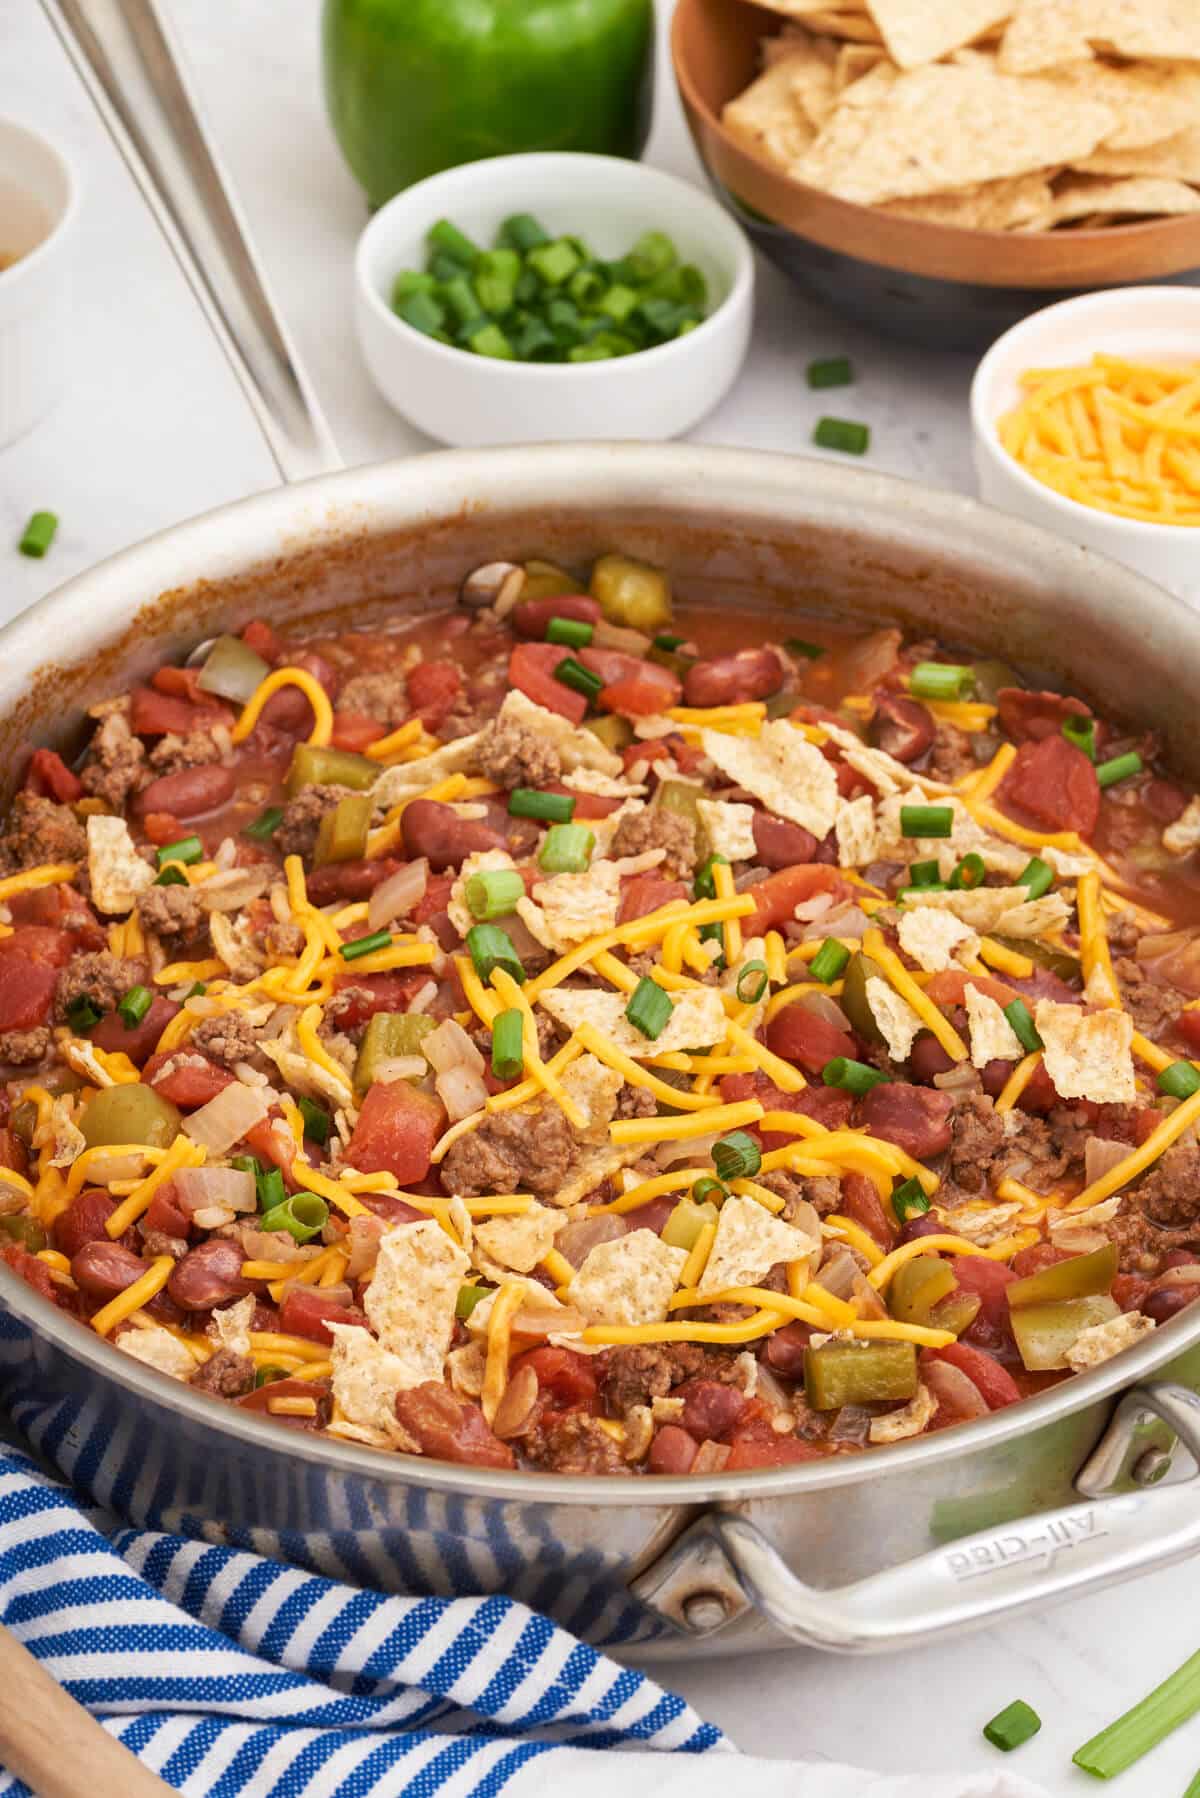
610;806;696;878
56;951;143;1021
189;1347;255;1397
80;708;147;809
441;1105;575;1199
138;883;207;945
475;717;562;789
0;1027;52;1066
522;1410;626;1474
189;1011;263;1070
599;1342;741;1415
273;784;349;861
0;792;86;873
148;730;224;776
338;671;410;728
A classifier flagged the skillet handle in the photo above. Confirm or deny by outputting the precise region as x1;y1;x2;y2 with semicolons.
632;1382;1200;1653
38;0;341;484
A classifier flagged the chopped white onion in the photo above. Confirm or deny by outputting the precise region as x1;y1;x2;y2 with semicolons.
796;991;852;1033
592;621;651;655
691;1440;731;1474
175;1166;258;1215
368;859;429;931
933;1065;979;1094
1084;1136;1132;1186
345;1213;387;1280
923;1357;988;1421
197;869;270;911
373;1055;429;1084
191;1204;237;1230
237;1224;320;1264
436;1064;490;1123
181;1082;269;1156
424;1018;485;1077
213;835;239;870
656;1133;718;1168
558;1214;627;1267
406;980;438;1016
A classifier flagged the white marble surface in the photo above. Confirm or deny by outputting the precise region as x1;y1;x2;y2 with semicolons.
0;2;1197;1793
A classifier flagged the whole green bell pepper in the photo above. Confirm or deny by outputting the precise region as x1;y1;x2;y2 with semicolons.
322;0;656;208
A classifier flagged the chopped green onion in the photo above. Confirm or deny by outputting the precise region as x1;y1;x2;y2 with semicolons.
891;1177;930;1223
807;356;853;389
259;1191;329;1244
897;885;947;902
298;1097;330;1144
908;859;943;888
1004;999;1043;1055
1062;715;1097;760
712;1130;762;1181
909;662;975;701
464;868;525;921
814;416;870;456
154;865;188;888
627;230;677;281
466;321;514;360
984;1701;1041;1753
654;632;686;651
822;1057;891;1095
66;996;102;1034
693;852;730;901
809;939;850;985
691;1176;728;1205
539;822;594;874
455;1283;491;1321
1073;1646;1200;1779
117;986;152;1029
546;616;594;649
491;1009;525;1081
499;212;550;253
428;217;479;266
474;248;520;315
784;637;825;659
528;238;582;287
256;1167;286;1212
625;975;673;1041
157;835;202;868
231;1157;260;1179
949;852;986;891
467;924;525;984
244;806;284;842
509;787;574;823
1097;750;1143;789
18;511;58;558
697;920;726;970
340;929;392;961
553;656;603;701
736;959;769;1004
1185;1772;1200;1798
1016;856;1053;900
1159;1060;1200;1101
254;1365;288;1388
395;288;446;337
900;805;954;839
185;982;207;999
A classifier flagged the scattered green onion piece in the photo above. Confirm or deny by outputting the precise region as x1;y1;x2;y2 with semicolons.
627;230;677;281
260;1191;329;1245
244;806;284;842
298;1097;331;1144
909;661;975;701
567;267;606;309
984;1701;1041;1753
1017;856;1054;900
509;787;574;823
809;939;851;985
117;986;152;1030
654;632;686;651
340;929;392;962
466;924;525;985
712;1130;762;1181
427;217;479;267
553;655;603;701
900;805;954;839
231;1155;260;1177
66;996;102;1034
897;885;947;901
511;317;557;361
949;852;986;891
427;252;465;285
464;868;525;921
693;852;730;901
154;865;188;888
1097;750;1143;789
1073;1646;1200;1779
546;616;594;649
254;1365;288;1388
392;269;437;301
908;859;943;888
1062;715;1097;760
491;1009;525;1081
539;822;595;874
185;982;207;999
18;511;58;558
822;1057;891;1095
157;835;202;868
455;1283;491;1321
697;920;727;970
1159;1060;1200;1101
691;1176;727;1205
500;212;549;253
625;975;674;1041
807;356;853;389
1184;1772;1200;1798
736;959;769;1004
1003;999;1043;1055
814;416;870;455
440;274;484;329
784;638;825;659
891;1177;930;1223
256;1167;286;1212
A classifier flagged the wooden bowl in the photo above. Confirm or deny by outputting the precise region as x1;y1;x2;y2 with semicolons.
672;0;1200;350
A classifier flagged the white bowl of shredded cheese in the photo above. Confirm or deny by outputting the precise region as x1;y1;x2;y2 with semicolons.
970;286;1200;608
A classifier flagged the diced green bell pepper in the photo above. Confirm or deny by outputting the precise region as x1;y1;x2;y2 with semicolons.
1007;1243;1117;1310
589;554;672;632
519;559;576;603
353;1011;436;1096
662;1197;719;1253
196;634;271;704
0;1216;46;1252
839;950;889;1044
657;780;702;829
805;1339;918;1410
286;743;378;798
313;793;373;866
1010;1294;1120;1371
583;714;634;753
889;1255;956;1325
80;1084;182;1150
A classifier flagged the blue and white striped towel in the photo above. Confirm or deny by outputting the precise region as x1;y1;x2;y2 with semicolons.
0;1442;1051;1798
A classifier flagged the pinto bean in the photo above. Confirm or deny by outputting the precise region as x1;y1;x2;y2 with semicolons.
647;1424;698;1474
683;648;784;708
871;694;935;764
751;811;818;869
53;1188;117;1259
167;1238;253;1312
400;798;505;872
71;1239;146;1299
138;763;236;820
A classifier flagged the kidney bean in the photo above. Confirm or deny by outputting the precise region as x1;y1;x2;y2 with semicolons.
260;651;338;730
401;798;505;871
676;1378;746;1441
71;1239;146;1300
511;594;601;638
278;1287;365;1345
906;1032;954;1085
1144;1283;1200;1325
647;1424;698;1474
91;994;179;1065
239;1376;331;1432
53;1188;117;1259
683;648;784;708
751;811;818;869
138;763;236;820
167;1238;253;1312
871;693;935;764
898;1212;948;1247
143;1183;192;1241
305;857;404;904
840;1169;897;1250
762;1320;812;1379
394;1381;515;1469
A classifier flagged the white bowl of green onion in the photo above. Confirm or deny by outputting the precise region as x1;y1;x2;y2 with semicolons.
353;152;754;446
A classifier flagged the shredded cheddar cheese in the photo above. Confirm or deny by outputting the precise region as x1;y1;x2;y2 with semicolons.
863;928;968;1063
481;1280;526;1424
232;666;334;746
995;1050;1042;1113
609;1097;763;1147
90;1258;176;1337
1067;1085;1200;1212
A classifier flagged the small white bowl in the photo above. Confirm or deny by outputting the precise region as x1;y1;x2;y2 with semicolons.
971;287;1200;606
0;116;78;449
354;152;754;447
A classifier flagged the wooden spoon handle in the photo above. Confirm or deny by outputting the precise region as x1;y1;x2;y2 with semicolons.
0;1623;175;1797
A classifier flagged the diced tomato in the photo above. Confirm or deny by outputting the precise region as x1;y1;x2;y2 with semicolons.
512;1345;598;1409
1014;1058;1061;1116
278;1287;366;1345
330;711;385;753
7;887;102;946
0;925;75;970
1113;1273;1152;1312
999;735;1100;837
1177;1010;1200;1055
141;810;184;847
130;685;225;737
330;972;433;1031
241;618;281;661
346;1081;444;1184
720;1069;853;1142
839;1169;896;1249
540;780;620;819
0;929;71;1032
1007;1243;1072;1280
922;969;1017;1011
0;1241;55;1303
617;873;688;924
412;873;455;927
145;1053;235;1107
952;1256;1019;1360
407;659;463;731
90;994;179;1065
508;642;587;724
745;865;847;933
855;1083;954;1158
243;1118;300;1188
511;594;601;638
724;1428;825;1469
765;1003;855;1074
143;1183;191;1240
995;688;1092;744
923;1340;1021;1410
578;648;682;717
0;1128;27;1179
1144;779;1189;826
24;749;83;804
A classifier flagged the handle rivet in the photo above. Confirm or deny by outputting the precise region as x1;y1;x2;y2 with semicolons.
1133;1447;1171;1486
682;1592;730;1633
